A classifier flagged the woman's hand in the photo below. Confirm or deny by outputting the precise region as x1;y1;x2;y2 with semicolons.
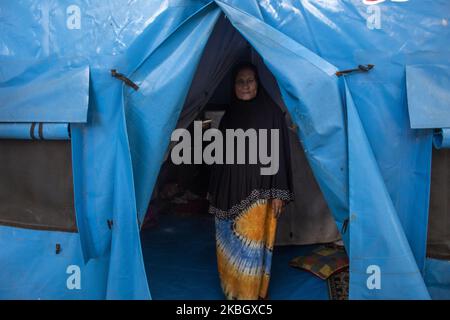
272;199;285;219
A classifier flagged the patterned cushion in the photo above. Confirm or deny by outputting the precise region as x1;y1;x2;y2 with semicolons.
328;268;349;300
289;245;349;280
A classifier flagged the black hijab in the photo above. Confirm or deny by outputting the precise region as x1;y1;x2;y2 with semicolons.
208;62;294;220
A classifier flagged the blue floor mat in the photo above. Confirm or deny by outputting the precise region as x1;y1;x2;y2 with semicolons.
424;258;450;300
140;213;329;300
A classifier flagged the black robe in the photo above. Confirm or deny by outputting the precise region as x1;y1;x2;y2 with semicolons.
208;88;294;220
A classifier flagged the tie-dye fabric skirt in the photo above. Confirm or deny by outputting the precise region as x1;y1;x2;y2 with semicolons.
215;199;277;300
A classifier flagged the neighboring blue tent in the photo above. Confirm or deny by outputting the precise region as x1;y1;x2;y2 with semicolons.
0;0;449;299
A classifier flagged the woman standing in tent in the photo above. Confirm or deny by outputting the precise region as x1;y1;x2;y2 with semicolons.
208;62;294;300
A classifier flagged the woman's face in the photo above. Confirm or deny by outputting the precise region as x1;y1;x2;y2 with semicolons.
234;68;258;101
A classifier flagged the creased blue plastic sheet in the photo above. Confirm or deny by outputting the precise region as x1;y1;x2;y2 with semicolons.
345;80;430;299
405;64;450;150
0;225;109;299
406;64;450;129
0;0;449;300
0;123;70;140
0;58;89;123
125;3;222;226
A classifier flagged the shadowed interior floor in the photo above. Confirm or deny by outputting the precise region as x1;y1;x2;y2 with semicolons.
141;213;329;300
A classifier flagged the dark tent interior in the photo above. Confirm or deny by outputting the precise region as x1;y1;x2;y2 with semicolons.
428;147;450;261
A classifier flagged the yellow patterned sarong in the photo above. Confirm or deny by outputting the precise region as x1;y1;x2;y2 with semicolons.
215;199;277;300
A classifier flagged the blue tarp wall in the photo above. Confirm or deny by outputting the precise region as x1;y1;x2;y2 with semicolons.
0;0;449;299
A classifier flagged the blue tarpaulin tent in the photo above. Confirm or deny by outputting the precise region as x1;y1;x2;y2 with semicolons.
0;0;449;299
